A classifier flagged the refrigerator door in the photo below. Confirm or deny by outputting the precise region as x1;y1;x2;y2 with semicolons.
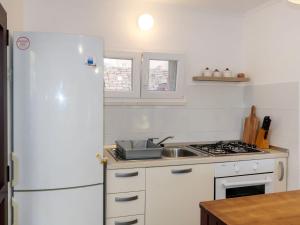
13;184;103;225
13;32;103;190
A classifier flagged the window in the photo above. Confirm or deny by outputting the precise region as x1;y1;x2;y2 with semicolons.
104;51;184;103
104;58;132;92
104;52;140;98
148;60;177;91
141;52;184;99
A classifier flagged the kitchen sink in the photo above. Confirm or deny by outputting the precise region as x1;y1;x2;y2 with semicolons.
162;147;198;158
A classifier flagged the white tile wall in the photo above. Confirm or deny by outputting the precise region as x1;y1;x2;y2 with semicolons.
104;84;245;144
244;82;299;190
105;82;299;190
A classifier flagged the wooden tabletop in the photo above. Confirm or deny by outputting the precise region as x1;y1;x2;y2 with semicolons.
200;191;300;225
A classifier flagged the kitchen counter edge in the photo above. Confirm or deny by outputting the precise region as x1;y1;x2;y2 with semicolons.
104;145;288;170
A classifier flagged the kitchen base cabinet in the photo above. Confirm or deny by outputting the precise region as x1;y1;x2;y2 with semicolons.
145;164;214;225
274;158;287;192
106;168;146;222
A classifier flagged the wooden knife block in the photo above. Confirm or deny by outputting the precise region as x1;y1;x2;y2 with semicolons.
256;128;270;150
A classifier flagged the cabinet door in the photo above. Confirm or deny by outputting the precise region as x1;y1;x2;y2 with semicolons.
274;158;287;192
145;164;214;225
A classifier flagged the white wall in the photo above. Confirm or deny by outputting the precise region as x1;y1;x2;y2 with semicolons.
242;0;300;190
243;0;300;85
105;85;246;144
19;0;246;144
244;82;299;190
21;0;244;79
0;0;23;31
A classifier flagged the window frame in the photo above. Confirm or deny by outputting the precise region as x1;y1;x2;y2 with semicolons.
141;52;185;99
104;51;141;98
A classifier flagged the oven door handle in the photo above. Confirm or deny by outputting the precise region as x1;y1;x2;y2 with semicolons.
222;178;272;188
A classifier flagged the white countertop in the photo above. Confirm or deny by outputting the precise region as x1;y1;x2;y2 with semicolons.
104;145;288;170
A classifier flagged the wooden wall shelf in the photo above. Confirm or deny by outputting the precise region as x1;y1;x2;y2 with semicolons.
192;76;250;82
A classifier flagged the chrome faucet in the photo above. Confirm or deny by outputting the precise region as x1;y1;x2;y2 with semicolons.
147;136;175;146
157;136;175;146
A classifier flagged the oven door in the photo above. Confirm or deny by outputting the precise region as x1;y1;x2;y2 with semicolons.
215;173;274;200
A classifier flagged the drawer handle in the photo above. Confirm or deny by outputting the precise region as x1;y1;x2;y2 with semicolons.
115;195;138;202
171;168;192;174
115;219;138;225
115;172;139;178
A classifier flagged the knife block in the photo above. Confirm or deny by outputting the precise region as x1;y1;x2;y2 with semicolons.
256;128;270;150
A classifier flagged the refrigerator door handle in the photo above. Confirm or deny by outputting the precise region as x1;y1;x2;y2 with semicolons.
12;198;19;225
11;153;19;187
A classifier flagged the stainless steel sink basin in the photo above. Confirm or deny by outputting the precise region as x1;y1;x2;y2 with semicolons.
162;148;198;158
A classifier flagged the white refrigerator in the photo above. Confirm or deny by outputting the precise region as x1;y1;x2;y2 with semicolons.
12;32;104;225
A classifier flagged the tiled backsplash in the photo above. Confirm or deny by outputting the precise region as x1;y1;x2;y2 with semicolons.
244;82;299;190
104;84;246;144
104;81;299;190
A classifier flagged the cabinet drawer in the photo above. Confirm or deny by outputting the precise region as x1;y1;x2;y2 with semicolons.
107;191;145;218
107;168;145;193
107;215;144;225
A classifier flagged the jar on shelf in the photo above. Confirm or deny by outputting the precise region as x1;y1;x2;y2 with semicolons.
203;67;212;77
213;69;221;77
223;68;232;77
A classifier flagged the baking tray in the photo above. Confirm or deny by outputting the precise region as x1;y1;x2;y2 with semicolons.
115;140;163;160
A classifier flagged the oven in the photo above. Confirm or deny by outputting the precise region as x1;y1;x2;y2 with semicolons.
215;173;274;199
214;159;275;200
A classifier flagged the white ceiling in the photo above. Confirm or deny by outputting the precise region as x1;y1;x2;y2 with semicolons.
144;0;272;13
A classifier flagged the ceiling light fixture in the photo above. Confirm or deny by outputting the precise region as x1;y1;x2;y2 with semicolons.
138;14;154;31
288;0;300;4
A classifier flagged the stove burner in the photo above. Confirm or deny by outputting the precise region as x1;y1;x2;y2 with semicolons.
189;141;263;156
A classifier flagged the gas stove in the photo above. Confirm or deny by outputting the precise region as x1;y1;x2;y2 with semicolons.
188;141;266;156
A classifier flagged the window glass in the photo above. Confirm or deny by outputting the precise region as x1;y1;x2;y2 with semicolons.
104;58;132;92
148;60;177;91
